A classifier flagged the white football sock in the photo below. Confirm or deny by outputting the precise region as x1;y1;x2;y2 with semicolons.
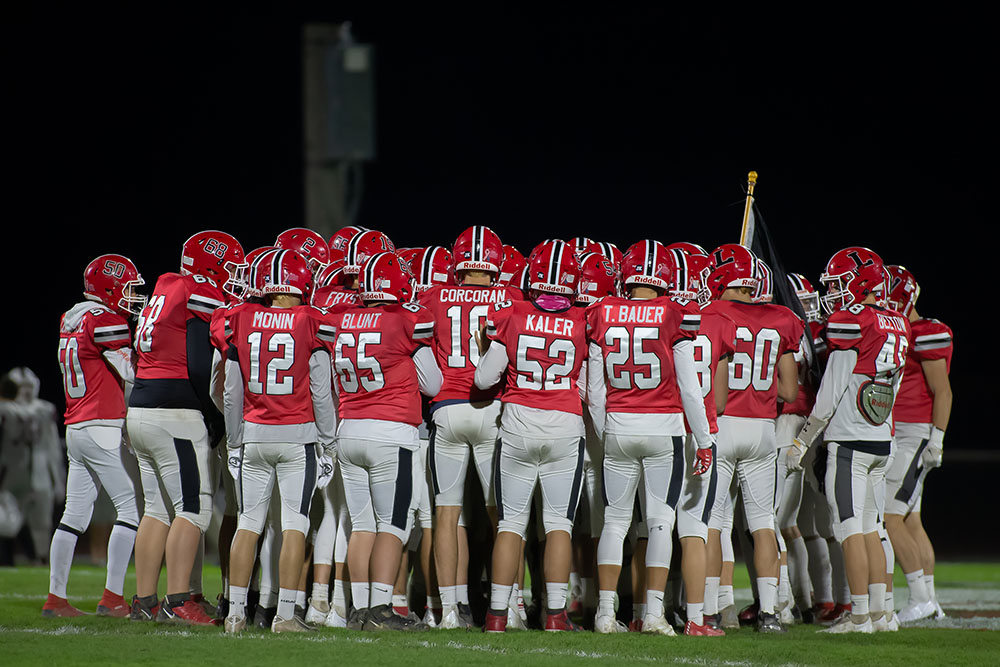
805;536;833;604
925;574;936;601
703;577;721;615
392;594;408;609
105;523;136;597
787;536;811;609
546;582;569;610
333;579;348;612
491;583;512;612
687;601;704;626
230;585;248;619
457;584;469;605
428;595;441;610
312;582;329;604
719;584;735;610
757;576;778;615
439;585;457;608
905;569;930;604
850;593;869;620
885;589;895;613
778;564;791;608
351;582;370;610
370;581;393;608
277;588;297;620
295;590;307;608
260;589;278;608
48;528;78;599
632;602;646;620
645;589;665;618
597;590;616;617
868;583;886;618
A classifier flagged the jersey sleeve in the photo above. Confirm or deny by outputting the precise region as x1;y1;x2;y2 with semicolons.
719;313;737;358
911;320;953;362
411;305;435;348
673;299;701;345
187;279;227;323
585;302;603;344
486;300;512;346
782;309;804;356
91;311;132;351
209;308;229;352
823;309;862;352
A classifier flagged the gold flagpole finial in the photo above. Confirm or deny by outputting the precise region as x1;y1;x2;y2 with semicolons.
739;171;758;246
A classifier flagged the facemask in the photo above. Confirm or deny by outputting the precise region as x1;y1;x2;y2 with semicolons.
534;293;572;311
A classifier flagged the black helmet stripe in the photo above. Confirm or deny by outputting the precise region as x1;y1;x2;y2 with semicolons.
421;248;436;285
548;240;567;286
645;240;655;276
669;248;687;291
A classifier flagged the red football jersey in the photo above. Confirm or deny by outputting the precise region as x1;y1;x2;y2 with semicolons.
209;302;250;353
315;286;360;310
58;305;132;424
485;299;587;415
227;303;330;426
691;308;738;432
892;317;952;424
781;319;819;417
704;299;803;419
134;273;226;380
586;296;700;414
419;284;523;403
327;302;435;426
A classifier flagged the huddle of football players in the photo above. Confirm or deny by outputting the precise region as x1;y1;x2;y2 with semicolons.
45;223;952;639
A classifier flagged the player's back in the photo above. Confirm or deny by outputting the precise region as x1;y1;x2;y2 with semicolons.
315;286;359;310
228;303;328;427
691;307;737;431
420;283;521;403
486;298;587;415
706;299;802;419
893;317;952;425
130;272;226;409
58;303;132;424
329;302;434;426
587;295;700;414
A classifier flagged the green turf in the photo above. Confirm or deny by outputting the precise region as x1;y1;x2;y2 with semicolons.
2;563;998;666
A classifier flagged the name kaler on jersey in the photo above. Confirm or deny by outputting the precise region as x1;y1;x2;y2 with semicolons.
524;313;575;336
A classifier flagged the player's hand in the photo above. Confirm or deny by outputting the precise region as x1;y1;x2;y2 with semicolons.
692;446;713;476
226;447;242;482
475;322;491;356
920;427;944;469
316;452;335;489
786;438;807;473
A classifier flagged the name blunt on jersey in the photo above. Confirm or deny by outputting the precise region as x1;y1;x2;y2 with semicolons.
341;312;383;329
251;310;296;329
525;314;575;336
438;288;510;304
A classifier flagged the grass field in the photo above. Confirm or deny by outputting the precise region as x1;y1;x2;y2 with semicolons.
2;563;998;666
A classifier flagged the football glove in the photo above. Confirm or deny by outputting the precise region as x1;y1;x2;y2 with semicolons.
693;446;714;477
226;447;242;482
920;427;944;469
786;437;807;473
316;453;336;490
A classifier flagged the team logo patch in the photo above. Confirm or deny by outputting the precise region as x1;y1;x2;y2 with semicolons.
857;380;895;426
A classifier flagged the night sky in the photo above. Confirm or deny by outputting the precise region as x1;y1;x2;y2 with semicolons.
4;8;991;456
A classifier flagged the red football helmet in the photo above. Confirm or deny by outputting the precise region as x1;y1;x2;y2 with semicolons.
576;252;619;305
259;249;313;301
328;225;370;261
359;252;414;303
181;230;247;298
452;225;504;281
885;265;920;318
753;259;774;303
570;236;601;260
595;241;624;273
410;246;453;291
788;272;821;322
666;245;712;306
396;248;420;277
706;244;760;300
315;257;348;289
241;246;277;299
819;246;885;314
275;227;330;276
344;230;395;276
527;240;580;295
83;254;146;316
499;245;526;285
621;240;676;292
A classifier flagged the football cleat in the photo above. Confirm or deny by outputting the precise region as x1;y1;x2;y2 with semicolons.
886;611;901;631
438;605;462;629
897;599;935;623
506;604;527;631
224;614;247;634
594;613;628;634
818;602;850;625
215;594;230;620
483;609;508;633
779;604;795;625
346;607;367;630
819;614;873;634
272;615;317;633
191;593;217;618
799;606;816;624
719;605;740;629
933;599;947;620
628;618;644;632
421;607;438;628
96;590;129;617
544;609;583;632
129;595;160;621
684;620;725;636
305;597;331;625
156;599;217;626
42;594;85;618
756;612;786;634
872;612;892;632
325;605;348;628
641;613;677;636
254;605;277;629
457;603;474;628
704;612;723;631
738;602;759;626
362;604;427;632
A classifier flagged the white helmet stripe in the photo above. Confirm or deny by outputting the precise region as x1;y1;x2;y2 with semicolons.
421;248;436;286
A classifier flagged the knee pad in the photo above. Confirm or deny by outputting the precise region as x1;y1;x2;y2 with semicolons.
677;508;708;541
541;507;573;536
178;504;213;533
645;517;675;569
112;498;140;529
720;525;735;563
281;508;310;536
496;516;528;540
596;519;629;567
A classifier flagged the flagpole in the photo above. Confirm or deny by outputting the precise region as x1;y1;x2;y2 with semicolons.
739;170;758;246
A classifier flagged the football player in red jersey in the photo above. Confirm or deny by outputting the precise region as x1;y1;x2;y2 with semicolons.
789;247;910;633
221;249;337;633
499;244;526;286
586;240;718;636
667;244;735;635
127;231;243;626
418;227;515;629
275;227;331;275
328;225;370;262
329;252;442;631
884;265;952;622
44;255;144;619
702;244;802;633
475;240;588;633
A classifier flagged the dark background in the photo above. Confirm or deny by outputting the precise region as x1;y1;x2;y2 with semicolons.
4;8;994;554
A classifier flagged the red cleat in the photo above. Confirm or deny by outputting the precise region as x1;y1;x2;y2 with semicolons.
156;599;218;626
818;603;851;625
393;605;410;618
97;589;130;617
738;602;759;626
628;618;644;632
483;609;508;633
42;594;85;618
684;620;725;636
545;609;582;632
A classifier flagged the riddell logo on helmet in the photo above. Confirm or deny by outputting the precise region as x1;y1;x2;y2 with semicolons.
630;275;662;286
460;261;494;270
